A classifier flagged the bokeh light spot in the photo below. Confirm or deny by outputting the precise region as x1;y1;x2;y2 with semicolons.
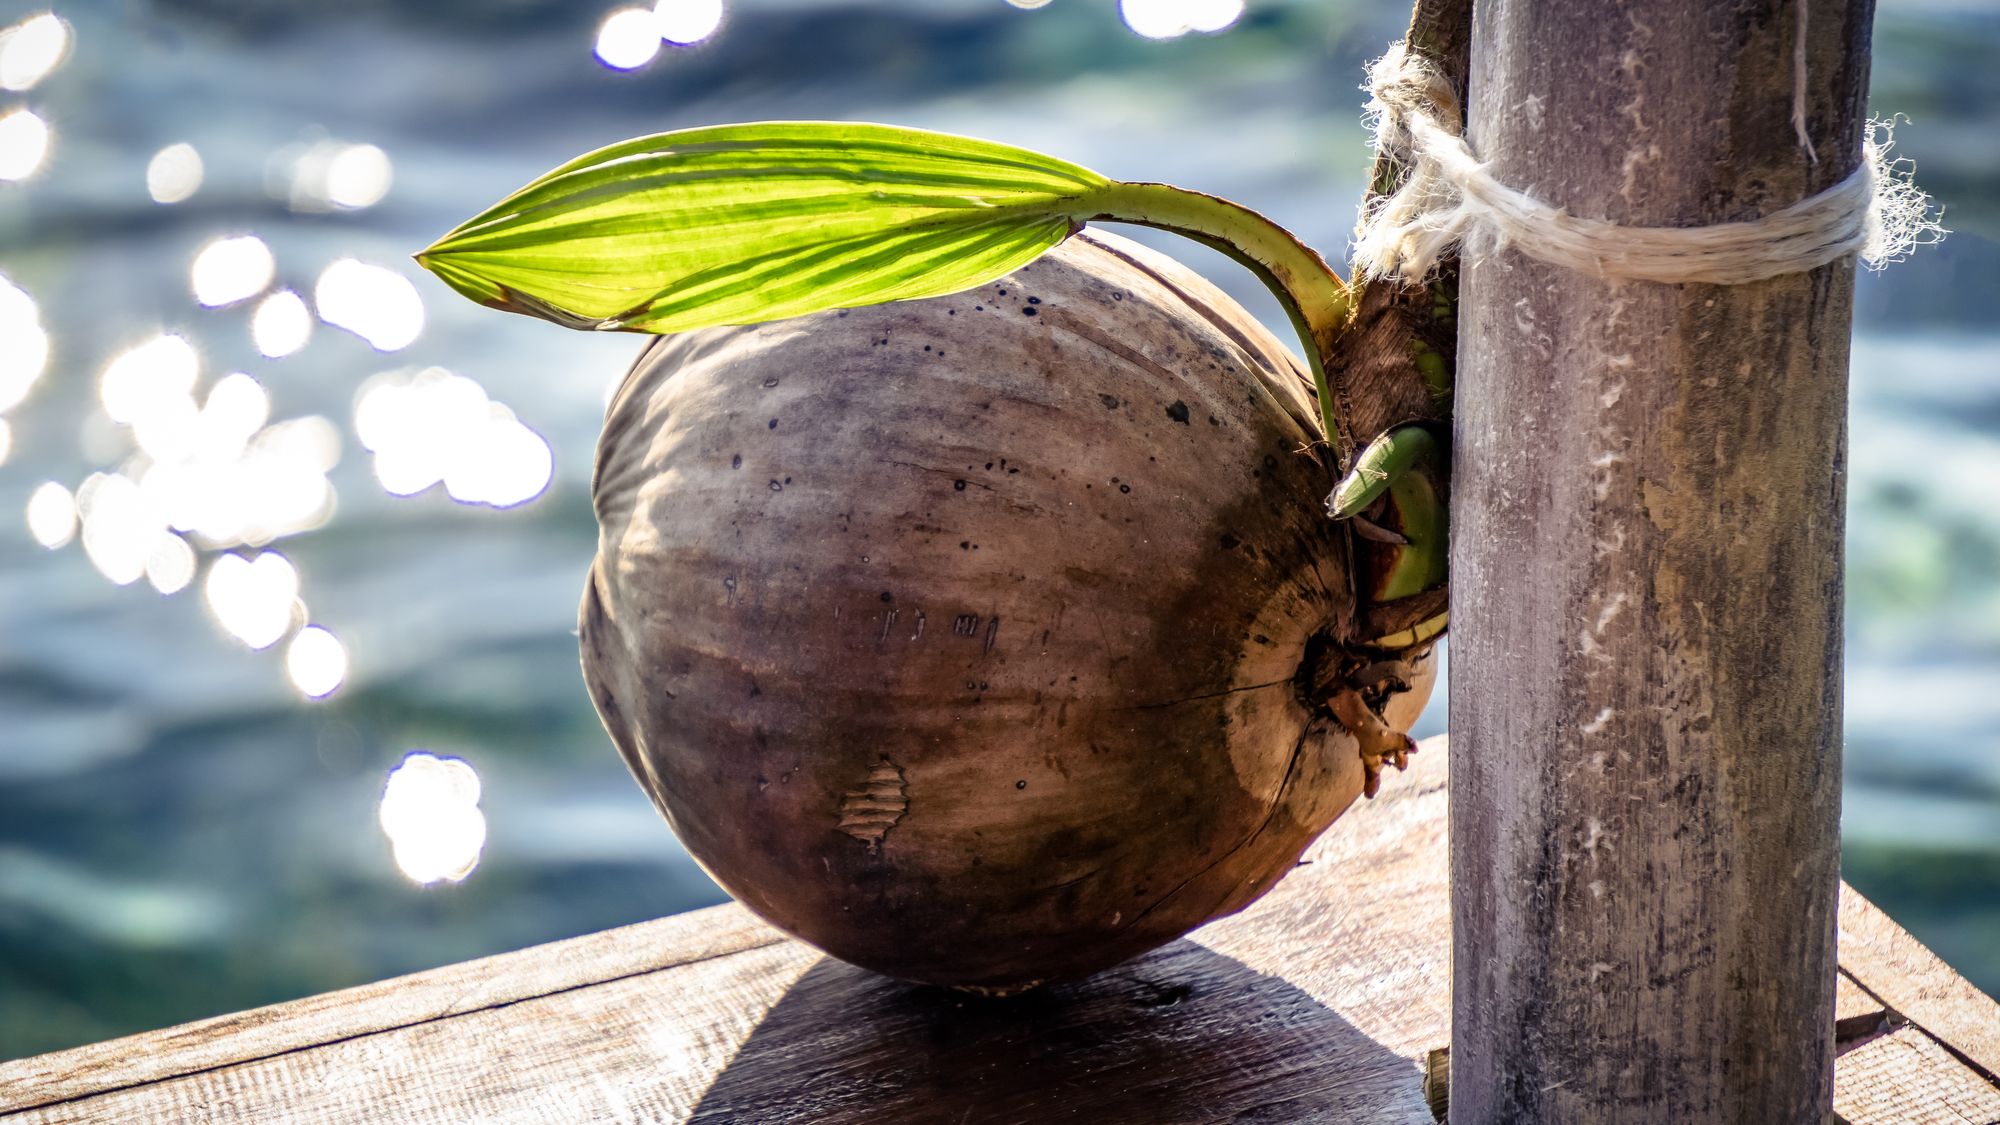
286;624;348;699
0;108;51;182
0;271;49;411
203;551;301;649
252;289;313;358
191;235;276;308
25;480;74;548
355;367;553;508
77;472;165;587
315;260;424;352
0;12;69;92
145;532;197;595
323;143;392;210
655;0;723;45
1186;0;1243;33
146;142;203;204
100;333;198;426
379;752;487;885
1119;0;1242;38
595;7;662;70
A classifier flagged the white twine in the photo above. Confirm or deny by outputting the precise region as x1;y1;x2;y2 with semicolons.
1351;41;1946;286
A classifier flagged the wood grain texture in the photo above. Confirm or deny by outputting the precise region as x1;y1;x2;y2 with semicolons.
1831;1029;2000;1125
1450;0;1871;1120
0;905;785;1114
6;736;1994;1124
1837;886;2000;1082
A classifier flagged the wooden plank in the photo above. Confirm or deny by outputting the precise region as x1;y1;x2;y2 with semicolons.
1832;1028;2000;1125
1838;885;2000;1082
1833;971;1892;1051
4;743;1458;1125
4;735;1994;1123
0;901;785;1114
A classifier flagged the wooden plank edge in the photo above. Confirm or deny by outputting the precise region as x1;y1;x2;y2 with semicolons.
1837;884;2000;1085
0;901;786;1115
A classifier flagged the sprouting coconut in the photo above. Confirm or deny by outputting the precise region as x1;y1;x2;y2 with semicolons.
420;121;1453;990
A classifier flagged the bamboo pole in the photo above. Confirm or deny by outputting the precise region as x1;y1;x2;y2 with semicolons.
1449;0;1872;1120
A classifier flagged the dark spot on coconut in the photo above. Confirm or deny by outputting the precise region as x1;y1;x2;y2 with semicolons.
762;377;779;388
769;418;779;430
768;480;783;491
1027;296;1041;305
1016;780;1027;790
1112;291;1124;300
1008;467;1019;474
948;309;955;315
985;462;994;470
1165;401;1191;425
1263;454;1278;470
784;477;792;484
880;591;893;603
1022;307;1037;316
1219;533;1241;550
836;310;849;317
924;345;932;352
1100;393;1120;409
954;479;967;491
1120;484;1132;494
961;541;970;550
730;453;742;469
975;305;984;311
1254;634;1271;645
997;288;1007;296
1209;415;1220;426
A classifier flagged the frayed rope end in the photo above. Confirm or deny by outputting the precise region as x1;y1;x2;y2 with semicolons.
1860;118;1948;270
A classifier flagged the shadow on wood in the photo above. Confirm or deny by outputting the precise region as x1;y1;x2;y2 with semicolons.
687;943;1423;1124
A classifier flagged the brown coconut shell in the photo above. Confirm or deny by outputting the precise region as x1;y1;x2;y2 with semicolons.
580;230;1434;991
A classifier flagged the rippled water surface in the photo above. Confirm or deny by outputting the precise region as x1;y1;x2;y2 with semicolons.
1;0;1995;1059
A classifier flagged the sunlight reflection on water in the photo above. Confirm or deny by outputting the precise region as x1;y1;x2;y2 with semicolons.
76;471;166;586
354;366;552;508
204;550;302;650
285;624;348;699
595;8;663;71
100;334;198;427
0;12;69;92
0;107;49;182
379;752;487;885
656;0;724;46
25;480;73;548
0;271;48;411
1120;0;1244;39
145;142;202;204
250;289;313;358
190;236;275;308
282;139;393;212
314;259;424;352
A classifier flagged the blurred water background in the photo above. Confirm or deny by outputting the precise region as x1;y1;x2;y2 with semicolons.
0;0;1994;1061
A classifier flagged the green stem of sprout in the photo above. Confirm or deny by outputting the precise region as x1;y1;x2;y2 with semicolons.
1080;181;1354;460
